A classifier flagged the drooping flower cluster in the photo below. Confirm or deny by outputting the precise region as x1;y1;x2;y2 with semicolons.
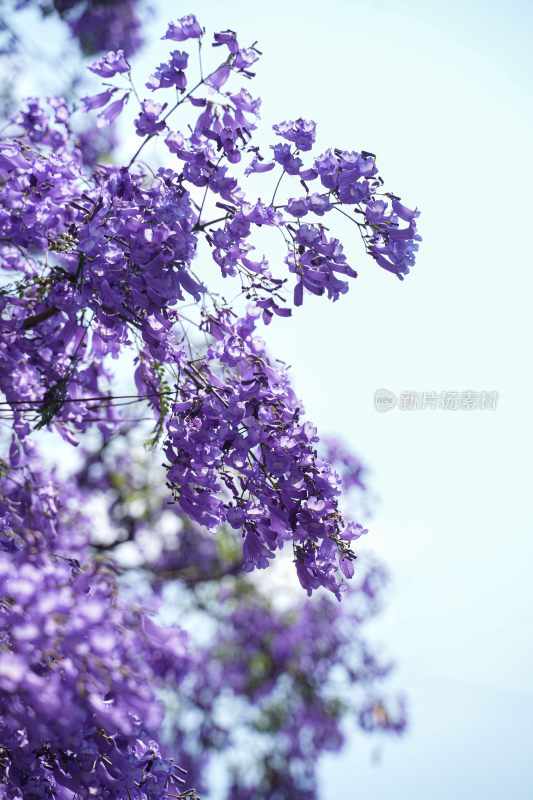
72;435;407;800
0;447;195;799
0;549;190;799
0;13;419;595
163;306;367;597
0;9;419;798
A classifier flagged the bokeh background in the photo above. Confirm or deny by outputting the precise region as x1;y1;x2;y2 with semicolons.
13;0;533;796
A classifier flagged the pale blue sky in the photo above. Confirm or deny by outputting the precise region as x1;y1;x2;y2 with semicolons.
16;0;533;796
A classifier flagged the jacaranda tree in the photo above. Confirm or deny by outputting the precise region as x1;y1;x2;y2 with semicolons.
0;6;420;798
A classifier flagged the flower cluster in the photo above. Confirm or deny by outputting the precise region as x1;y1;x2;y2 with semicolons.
71;436;407;800
176;584;405;800
0;12;419;594
0;451;194;799
0;10;419;796
0;550;190;799
163;306;367;597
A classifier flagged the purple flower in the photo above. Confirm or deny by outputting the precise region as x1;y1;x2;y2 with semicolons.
163;14;202;41
234;47;260;75
271;143;302;175
230;88;261;116
245;156;275;174
206;65;231;90
146;51;189;91
273;118;316;151
371;237;420;279
88;49;129;78
81;88;116;111
308;192;332;215
0;142;30;171
96;94;127;127
243;531;275;570
134;100;167;136
213;29;239;54
48;95;69;124
0;12;417;796
314;148;340;188
286;196;309;217
392;196;420;222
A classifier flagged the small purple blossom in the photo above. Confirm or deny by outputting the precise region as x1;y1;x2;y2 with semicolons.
96;94;127;127
88;49;129;78
206;64;231;90
271;142;303;174
134;99;167;136
147;50;189;91
213;29;239;54
81;88;116;111
163;14;203;41
273;117;316;151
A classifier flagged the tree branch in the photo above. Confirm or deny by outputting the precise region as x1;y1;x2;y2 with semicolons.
21;305;59;330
